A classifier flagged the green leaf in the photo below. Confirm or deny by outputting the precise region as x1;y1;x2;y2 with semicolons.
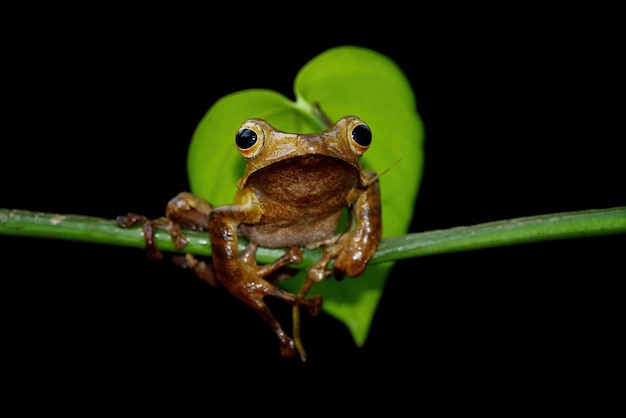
186;46;424;346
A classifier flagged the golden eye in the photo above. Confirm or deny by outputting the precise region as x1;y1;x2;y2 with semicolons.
347;119;372;155
235;120;265;158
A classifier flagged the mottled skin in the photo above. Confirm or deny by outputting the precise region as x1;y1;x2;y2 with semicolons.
118;116;381;361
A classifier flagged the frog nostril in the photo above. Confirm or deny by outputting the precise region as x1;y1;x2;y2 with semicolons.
236;128;258;150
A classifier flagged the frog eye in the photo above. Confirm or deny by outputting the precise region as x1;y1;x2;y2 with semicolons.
236;128;257;149
348;120;372;155
235;120;265;158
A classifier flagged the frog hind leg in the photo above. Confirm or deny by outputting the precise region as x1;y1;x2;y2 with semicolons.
240;278;321;359
169;253;219;288
238;243;323;358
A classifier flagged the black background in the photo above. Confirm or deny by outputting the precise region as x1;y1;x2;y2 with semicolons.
1;9;624;407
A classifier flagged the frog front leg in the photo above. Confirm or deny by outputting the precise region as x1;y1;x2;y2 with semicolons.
208;197;322;358
117;191;219;286
117;191;212;259
299;170;382;285
334;169;382;278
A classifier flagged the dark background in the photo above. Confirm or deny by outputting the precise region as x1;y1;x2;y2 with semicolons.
1;9;623;406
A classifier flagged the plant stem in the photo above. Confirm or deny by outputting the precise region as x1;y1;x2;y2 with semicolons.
1;207;624;267
373;207;626;263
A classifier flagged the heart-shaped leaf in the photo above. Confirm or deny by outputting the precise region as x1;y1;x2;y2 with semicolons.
187;46;424;346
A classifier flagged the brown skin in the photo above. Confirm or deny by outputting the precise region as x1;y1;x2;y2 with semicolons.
118;116;382;361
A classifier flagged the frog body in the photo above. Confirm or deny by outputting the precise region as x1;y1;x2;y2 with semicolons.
118;116;382;360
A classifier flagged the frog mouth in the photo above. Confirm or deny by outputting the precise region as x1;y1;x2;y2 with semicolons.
252;154;356;178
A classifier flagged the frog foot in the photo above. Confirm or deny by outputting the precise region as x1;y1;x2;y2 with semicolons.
170;253;219;288
116;213;188;260
291;293;324;361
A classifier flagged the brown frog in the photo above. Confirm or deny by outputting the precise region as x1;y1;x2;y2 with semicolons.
118;115;382;360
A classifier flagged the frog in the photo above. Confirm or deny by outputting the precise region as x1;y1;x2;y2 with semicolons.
117;115;382;361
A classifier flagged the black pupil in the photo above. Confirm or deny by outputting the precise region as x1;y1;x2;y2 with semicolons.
236;128;257;149
352;124;372;147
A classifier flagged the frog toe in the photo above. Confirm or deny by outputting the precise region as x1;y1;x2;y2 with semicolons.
278;334;296;358
303;294;323;316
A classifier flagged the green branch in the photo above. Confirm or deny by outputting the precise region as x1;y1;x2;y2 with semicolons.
1;207;624;267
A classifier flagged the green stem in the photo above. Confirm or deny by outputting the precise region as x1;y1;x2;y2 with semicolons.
373;207;626;263
1;207;624;267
